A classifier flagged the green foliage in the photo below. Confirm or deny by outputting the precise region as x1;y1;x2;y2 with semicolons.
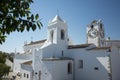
0;51;6;63
0;51;11;78
0;52;6;64
0;63;10;78
0;51;13;62
0;0;42;44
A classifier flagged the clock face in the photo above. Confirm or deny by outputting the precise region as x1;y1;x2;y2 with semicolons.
88;28;98;38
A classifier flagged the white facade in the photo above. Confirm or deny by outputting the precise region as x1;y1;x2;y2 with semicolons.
20;61;33;80
42;58;73;80
13;54;32;73
13;15;120;80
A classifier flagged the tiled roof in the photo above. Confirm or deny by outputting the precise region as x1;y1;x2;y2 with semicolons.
24;39;46;46
89;47;110;50
22;61;32;65
42;57;73;61
68;44;92;49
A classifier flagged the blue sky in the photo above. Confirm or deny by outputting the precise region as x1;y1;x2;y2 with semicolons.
0;0;120;53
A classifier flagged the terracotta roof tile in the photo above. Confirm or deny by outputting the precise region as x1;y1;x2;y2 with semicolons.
42;57;73;61
24;39;46;46
90;47;110;50
68;44;91;49
22;61;32;65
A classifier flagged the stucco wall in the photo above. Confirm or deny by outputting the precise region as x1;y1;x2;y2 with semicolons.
13;54;32;73
69;48;110;80
41;43;68;58
20;65;33;80
42;60;73;80
110;46;120;80
23;42;44;52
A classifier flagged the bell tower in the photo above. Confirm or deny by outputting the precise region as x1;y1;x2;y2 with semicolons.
47;15;68;45
87;19;105;47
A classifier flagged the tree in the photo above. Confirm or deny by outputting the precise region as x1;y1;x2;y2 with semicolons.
0;0;42;44
0;63;10;79
0;51;10;79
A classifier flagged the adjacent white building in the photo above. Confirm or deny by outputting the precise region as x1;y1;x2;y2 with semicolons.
13;15;120;80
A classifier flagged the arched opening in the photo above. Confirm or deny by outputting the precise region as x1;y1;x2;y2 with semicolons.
68;62;72;74
100;23;103;30
50;30;54;42
61;30;65;40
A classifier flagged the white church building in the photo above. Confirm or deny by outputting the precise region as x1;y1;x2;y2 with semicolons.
13;15;120;80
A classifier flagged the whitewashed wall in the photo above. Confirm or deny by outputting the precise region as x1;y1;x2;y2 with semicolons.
42;60;73;80
23;42;44;52
41;43;68;58
69;48;110;80
110;46;120;80
21;64;33;80
13;54;32;73
32;49;43;80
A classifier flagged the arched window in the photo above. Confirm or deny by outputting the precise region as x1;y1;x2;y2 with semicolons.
61;30;65;40
24;73;26;77
100;23;103;31
27;74;29;78
68;62;72;74
50;30;54;41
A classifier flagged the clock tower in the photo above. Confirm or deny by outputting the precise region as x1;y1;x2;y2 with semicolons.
87;19;105;47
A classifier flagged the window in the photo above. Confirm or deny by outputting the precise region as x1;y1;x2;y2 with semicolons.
68;62;72;74
118;48;120;54
100;23;103;30
27;74;29;78
62;50;64;57
78;60;83;69
24;73;26;77
94;67;99;70
91;25;94;29
50;30;54;42
61;30;65;40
